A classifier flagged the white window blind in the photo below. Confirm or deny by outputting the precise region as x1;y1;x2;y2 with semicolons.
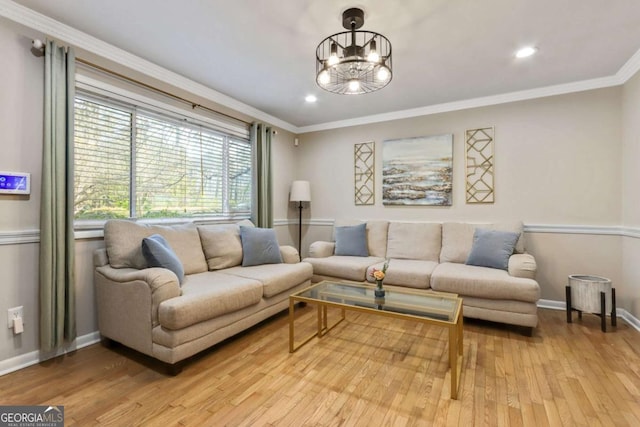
74;96;132;219
74;93;252;222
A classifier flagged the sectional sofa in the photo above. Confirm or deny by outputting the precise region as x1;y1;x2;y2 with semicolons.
303;220;540;334
94;219;312;371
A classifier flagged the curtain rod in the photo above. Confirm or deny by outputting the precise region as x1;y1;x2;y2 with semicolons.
75;58;251;127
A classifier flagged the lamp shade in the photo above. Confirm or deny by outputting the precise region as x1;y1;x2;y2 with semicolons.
290;180;311;202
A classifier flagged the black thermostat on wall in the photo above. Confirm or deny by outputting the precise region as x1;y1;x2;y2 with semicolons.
0;171;30;195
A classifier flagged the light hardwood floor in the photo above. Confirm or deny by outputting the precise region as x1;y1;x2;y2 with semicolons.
1;307;639;426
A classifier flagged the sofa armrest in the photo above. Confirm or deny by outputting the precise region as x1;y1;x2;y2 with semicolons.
96;264;181;296
308;241;335;258
508;253;537;279
279;245;300;263
95;264;181;327
94;248;109;267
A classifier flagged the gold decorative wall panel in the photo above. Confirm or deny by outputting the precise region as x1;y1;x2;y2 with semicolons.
354;141;375;205
465;127;495;204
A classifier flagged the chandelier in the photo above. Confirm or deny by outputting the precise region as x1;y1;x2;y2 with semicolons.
315;8;392;95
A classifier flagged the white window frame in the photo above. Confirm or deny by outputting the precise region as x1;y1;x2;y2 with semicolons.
74;74;252;231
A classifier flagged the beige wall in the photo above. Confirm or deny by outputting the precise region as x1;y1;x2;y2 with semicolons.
0;20;44;362
622;67;640;317
0;21;43;230
0;19;299;365
297;88;629;309
1;14;638;369
298;88;622;224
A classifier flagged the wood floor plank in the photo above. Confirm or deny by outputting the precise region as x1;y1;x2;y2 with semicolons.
1;308;639;426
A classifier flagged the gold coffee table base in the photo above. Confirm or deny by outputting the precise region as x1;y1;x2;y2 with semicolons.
289;281;463;399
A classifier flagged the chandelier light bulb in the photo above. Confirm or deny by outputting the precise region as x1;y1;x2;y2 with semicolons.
377;66;390;82
318;70;330;85
328;42;339;66
348;79;360;92
367;39;379;62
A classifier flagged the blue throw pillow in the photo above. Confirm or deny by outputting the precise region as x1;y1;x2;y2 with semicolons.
334;223;369;257
239;226;283;267
466;228;520;270
142;234;185;284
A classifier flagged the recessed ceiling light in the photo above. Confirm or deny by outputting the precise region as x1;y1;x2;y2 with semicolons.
515;46;537;58
305;95;317;103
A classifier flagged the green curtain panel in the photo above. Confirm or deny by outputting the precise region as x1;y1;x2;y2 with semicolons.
251;123;273;228
39;40;76;351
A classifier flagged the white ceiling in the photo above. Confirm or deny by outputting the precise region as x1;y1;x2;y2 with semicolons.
10;0;640;130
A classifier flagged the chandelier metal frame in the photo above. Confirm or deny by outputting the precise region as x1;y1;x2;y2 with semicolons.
315;8;393;95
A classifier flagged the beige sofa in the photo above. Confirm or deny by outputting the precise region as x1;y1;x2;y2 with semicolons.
94;220;312;371
304;220;540;334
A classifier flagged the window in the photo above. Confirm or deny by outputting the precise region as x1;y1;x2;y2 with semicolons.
74;93;252;222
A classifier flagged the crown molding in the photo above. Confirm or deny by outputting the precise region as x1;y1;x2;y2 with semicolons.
2;0;640;135
296;75;621;133
616;47;640;83
0;0;297;134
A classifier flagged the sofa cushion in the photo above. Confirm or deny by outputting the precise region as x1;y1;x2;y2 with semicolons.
198;224;243;270
304;255;384;282
431;262;540;303
158;272;263;330
440;221;525;263
224;262;313;298
366;259;436;289
466;228;519;270
240;226;283;267
104;220;208;274
440;222;475;263
492;221;525;254
332;219;364;240
386;222;441;261
366;221;389;258
330;220;388;257
335;223;369;257
142;234;185;284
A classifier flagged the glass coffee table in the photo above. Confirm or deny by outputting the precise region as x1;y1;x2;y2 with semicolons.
289;281;464;399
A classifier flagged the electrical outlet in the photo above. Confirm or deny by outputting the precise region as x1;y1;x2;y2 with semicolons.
7;306;23;329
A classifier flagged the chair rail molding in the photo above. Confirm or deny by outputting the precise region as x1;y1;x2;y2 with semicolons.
2;223;640;245
0;230;40;245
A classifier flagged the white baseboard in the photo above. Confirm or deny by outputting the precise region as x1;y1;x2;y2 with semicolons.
538;299;640;332
1;301;639;377
0;331;101;377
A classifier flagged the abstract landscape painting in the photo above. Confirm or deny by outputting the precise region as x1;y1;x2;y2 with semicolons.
382;134;453;206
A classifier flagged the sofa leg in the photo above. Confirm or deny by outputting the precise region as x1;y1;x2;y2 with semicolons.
521;327;534;337
166;362;184;376
101;337;117;348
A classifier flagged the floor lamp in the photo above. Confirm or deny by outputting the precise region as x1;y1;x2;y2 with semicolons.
290;180;311;257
